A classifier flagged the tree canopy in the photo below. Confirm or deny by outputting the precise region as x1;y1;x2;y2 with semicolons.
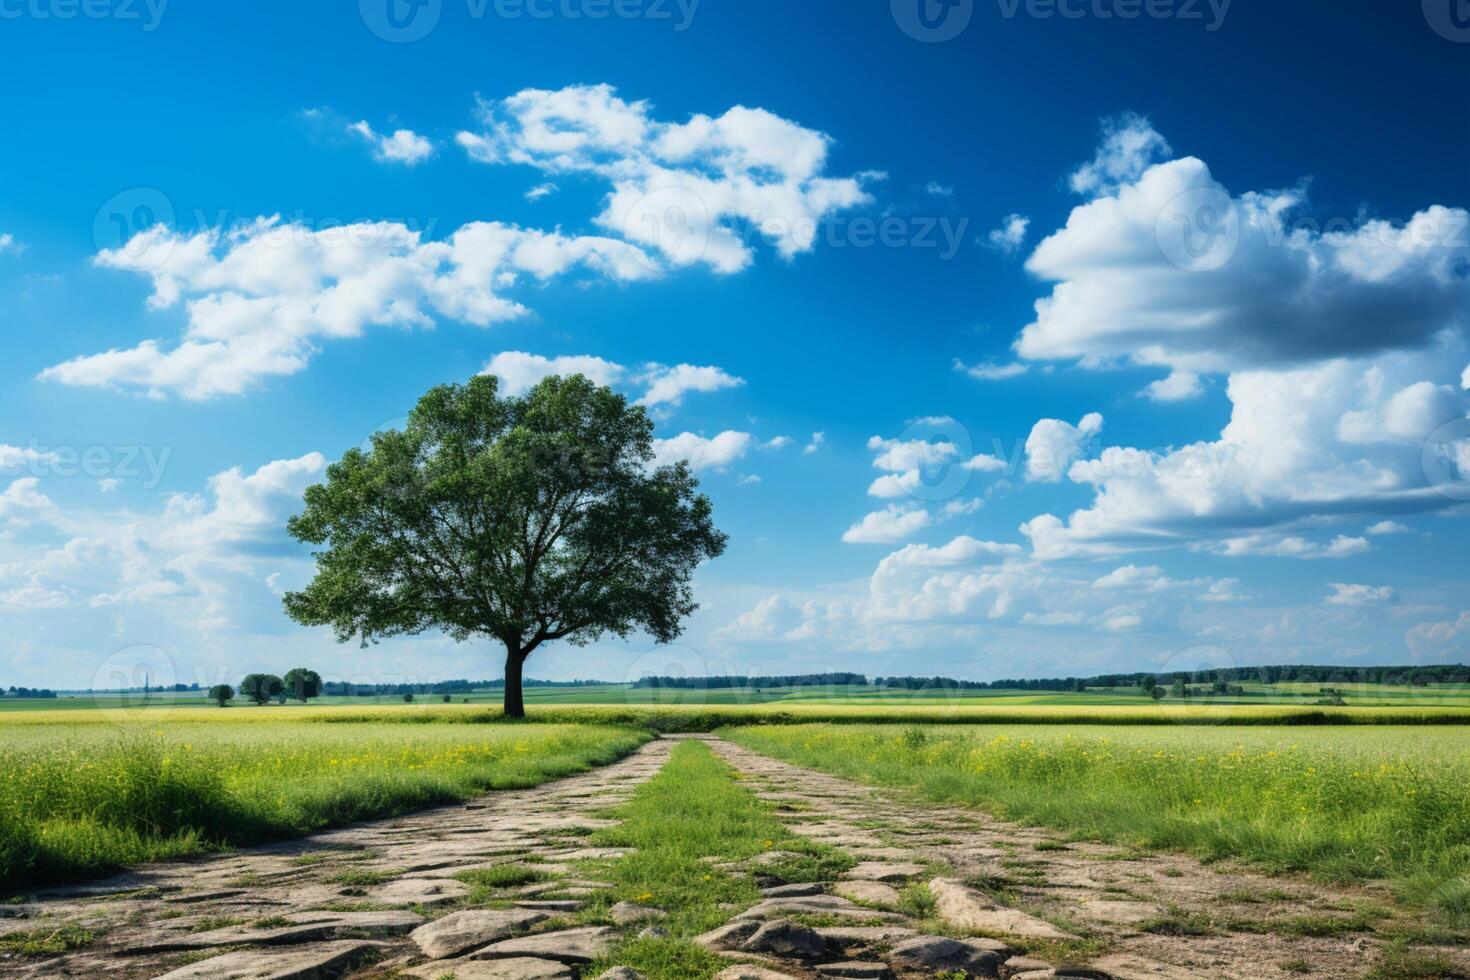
283;374;727;716
239;673;283;706
283;667;321;703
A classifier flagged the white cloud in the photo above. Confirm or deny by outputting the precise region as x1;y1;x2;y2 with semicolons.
1143;370;1204;402
97;478;119;493
1024;412;1102;482
985;214;1030;254
955;358;1028;381
651;431;751;470
925;182;954;197
842;504;931;544
1022;127;1469;377
457;84;876;273
1019;350;1470;561
482;351;627;394
762;436;793;450
636;363;744;407
1103;612;1143;631
1367;520;1410;535
0;478;56;527
1326;583;1397;606
43;219;657;399
1406;611;1470;659
349;120;436;165
0;454;323;629
525;182;558;202
1068;112;1172;197
0;233;24;256
803;432;825;454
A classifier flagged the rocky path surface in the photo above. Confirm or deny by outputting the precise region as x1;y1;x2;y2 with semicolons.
3;734;1464;980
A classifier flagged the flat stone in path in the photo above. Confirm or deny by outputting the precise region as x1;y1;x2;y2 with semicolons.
814;925;919;949
1076;898;1159;924
713;968;803;980
409;908;550;959
151;940;388;979
814;962;895;979
375;876;471;908
696;918;761;950
762;882;826;897
473;925;618;964
928;877;1080;940
134;910;426;953
405;956;575;979
741;919;827;959
840;861;925;883
833;880;901;907
887;935;1009;977
609;900;667;924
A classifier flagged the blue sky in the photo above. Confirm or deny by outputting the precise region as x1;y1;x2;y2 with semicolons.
1;0;1468;690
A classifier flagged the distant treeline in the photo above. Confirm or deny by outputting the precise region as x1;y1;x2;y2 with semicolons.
3;686;57;698
320;677;608;697
634;673;869;689
634;664;1470;693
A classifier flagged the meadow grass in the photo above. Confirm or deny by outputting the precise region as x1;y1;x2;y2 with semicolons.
6;701;1470;731
583;739;848;980
0;722;647;891
723;723;1470;922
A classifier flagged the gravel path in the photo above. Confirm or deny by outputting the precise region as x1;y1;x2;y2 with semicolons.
3;734;1464;980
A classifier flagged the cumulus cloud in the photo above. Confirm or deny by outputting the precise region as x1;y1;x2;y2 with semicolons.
456;83;877;273
1068;113;1172;197
482;351;627;394
349;120;435;165
1019;350;1470;561
0;478;56;527
0;232;24;256
1143;370;1204;402
40;219;657;399
1326;583;1397;606
803;432;825;454
636;363;744;407
1021;128;1469;378
651;431;751;470
1406;611;1470;659
842;503;931;544
0;454;323;628
1367;520;1410;535
985;214;1030;254
1024;412;1102;482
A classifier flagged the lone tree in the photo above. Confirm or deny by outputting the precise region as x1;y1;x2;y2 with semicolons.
283;375;727;718
240;673;284;706
283;667;322;703
209;683;234;707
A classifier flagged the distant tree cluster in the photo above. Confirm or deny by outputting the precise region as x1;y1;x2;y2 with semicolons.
211;667;322;707
634;673;868;689
2;686;57;699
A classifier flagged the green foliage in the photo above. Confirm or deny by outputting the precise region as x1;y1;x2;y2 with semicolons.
283;668;322;702
725;723;1470;922
208;684;234;706
239;673;283;706
283;374;727;716
0;925;93;955
0;721;647;889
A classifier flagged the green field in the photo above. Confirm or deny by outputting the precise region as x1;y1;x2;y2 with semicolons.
724;723;1470;922
0;720;648;890
9;678;1470;714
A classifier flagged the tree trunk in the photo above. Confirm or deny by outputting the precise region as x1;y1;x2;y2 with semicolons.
503;644;526;718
